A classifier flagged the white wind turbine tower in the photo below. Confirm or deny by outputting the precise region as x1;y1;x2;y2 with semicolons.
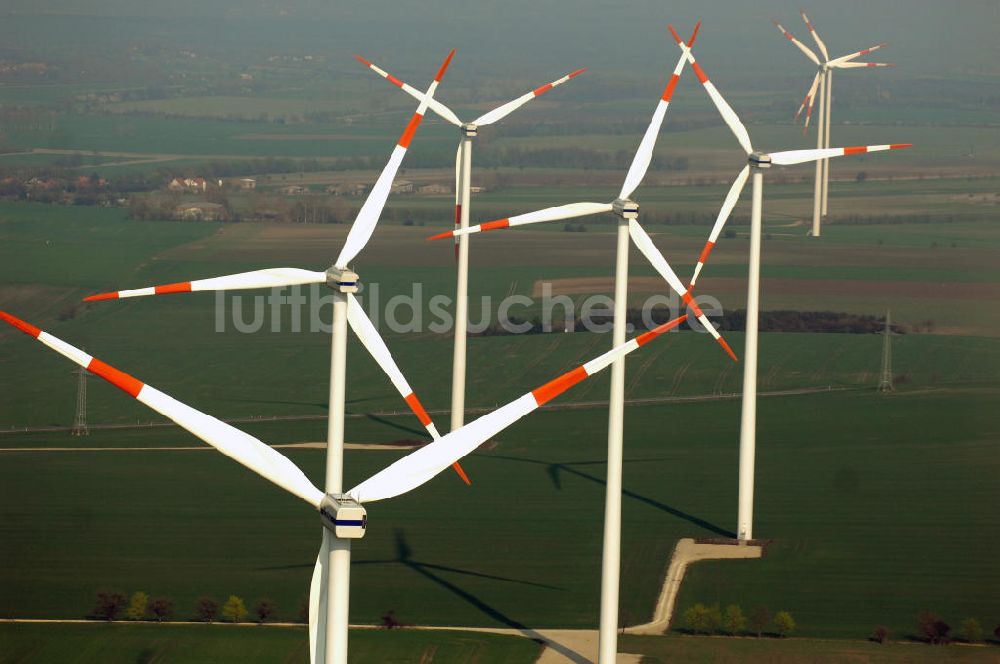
0;308;689;662
82;50;462;664
671;26;909;541
428;24;738;664
774;11;893;237
354;54;585;436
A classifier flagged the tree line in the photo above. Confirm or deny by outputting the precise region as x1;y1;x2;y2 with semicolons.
91;589;283;624
682;603;795;638
474;309;905;337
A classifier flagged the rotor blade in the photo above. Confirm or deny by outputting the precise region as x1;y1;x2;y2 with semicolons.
472;67;586;126
829;43;888;65
427;202;612;241
346;314;689;503
669;25;754;155
83;268;326;302
336;49;455;268
309;535;329;664
345;294;470;485
773;20;821;65
768;143;911;166
799;10;830;61
831;61;894;69
794;72;822;130
626;221;738;362
354;54;462;126
0;311;325;508
619;23;700;200
689;165;750;289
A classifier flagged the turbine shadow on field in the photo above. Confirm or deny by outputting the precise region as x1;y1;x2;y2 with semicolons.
221;395;379;410
359;412;429;439
354;530;588;663
491;454;736;538
354;530;564;591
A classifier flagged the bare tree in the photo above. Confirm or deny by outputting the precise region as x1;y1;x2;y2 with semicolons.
749;606;772;638
92;590;127;621
148;597;173;623
917;611;950;645
195;597;218;623
255;599;276;624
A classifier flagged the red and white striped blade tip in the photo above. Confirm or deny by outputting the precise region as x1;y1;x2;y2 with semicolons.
667;22;701;47
716;336;738;363
435;49;456;82
452;461;471;485
427;229;454;241
353;54;372;67
84;291;119;302
84;281;192;302
0;310;41;338
567;67;587;79
532;315;688;407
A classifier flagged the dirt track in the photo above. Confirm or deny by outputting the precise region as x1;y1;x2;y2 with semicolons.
533;276;1000;301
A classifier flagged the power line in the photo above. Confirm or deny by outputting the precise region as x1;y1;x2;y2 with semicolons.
72;366;89;436
878;309;894;393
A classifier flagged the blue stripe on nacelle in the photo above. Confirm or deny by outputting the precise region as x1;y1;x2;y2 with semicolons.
335;519;365;527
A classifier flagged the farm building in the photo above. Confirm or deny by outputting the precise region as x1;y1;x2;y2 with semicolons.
167;177;209;193
326;183;368;196
417;183;450;195
174;202;226;221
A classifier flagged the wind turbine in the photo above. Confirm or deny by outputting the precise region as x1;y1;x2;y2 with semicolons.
354;53;585;438
428;24;738;664
0;307;688;662
81;50;460;664
774;11;893;237
670;26;909;542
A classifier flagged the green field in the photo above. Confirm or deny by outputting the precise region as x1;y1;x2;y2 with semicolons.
1;199;998;640
620;634;1000;663
2;42;1000;659
0;623;541;664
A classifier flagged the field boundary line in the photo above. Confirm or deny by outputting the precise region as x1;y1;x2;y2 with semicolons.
0;386;859;437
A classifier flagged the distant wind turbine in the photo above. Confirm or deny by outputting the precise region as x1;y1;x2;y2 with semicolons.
355;53;585;439
774;11;894;236
671;25;909;542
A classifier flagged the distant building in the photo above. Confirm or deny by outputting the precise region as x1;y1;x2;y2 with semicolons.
327;183;368;196
167;177;209;193
390;180;414;194
238;178;257;190
470;185;487;194
174;202;225;221
280;185;310;196
417;183;450;195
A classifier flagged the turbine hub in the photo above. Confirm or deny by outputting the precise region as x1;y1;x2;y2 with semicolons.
612;198;639;219
320;494;367;539
326;266;359;293
749;152;772;169
461;123;478;137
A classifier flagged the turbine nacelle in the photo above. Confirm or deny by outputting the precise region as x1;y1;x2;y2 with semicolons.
326;267;359;294
320;494;368;539
749;152;772;169
612;198;639;219
461;122;478;137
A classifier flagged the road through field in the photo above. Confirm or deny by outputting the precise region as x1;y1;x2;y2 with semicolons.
0;386;855;438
